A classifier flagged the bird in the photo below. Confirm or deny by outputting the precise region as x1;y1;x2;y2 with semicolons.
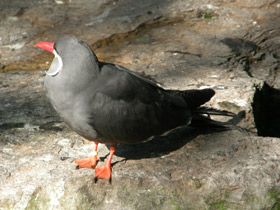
35;36;234;181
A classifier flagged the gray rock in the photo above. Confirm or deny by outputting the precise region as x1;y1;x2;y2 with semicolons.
1;126;280;209
1;0;280;209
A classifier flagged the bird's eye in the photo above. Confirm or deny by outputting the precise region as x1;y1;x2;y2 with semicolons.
53;43;57;52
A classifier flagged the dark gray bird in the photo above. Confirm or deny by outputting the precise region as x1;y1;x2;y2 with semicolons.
35;36;233;180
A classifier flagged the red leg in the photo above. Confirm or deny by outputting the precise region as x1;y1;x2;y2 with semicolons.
74;141;99;168
95;145;116;180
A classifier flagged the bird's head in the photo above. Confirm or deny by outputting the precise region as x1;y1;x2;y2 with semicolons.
35;37;98;77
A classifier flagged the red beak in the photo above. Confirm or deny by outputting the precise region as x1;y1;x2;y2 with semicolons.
34;42;54;54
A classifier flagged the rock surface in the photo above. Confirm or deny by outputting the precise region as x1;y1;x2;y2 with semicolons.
1;0;280;209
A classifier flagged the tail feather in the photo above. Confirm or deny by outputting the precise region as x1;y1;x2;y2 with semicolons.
190;114;228;128
169;88;236;128
191;107;236;129
193;107;235;117
170;88;215;110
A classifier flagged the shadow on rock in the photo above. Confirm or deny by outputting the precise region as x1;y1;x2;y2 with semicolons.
113;126;227;160
112;111;243;160
221;38;259;56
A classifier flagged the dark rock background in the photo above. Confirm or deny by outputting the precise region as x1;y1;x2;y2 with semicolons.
1;0;280;209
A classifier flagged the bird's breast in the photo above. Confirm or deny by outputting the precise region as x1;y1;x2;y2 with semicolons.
44;78;99;140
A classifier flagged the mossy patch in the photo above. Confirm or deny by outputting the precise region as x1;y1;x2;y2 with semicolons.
25;189;50;210
193;178;202;189
196;10;217;19
203;12;215;19
268;189;280;210
210;200;228;210
170;200;181;210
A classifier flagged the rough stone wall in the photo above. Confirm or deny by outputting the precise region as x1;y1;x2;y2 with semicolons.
1;0;280;209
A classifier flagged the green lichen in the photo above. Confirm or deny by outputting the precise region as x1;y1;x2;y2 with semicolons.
26;196;41;210
170;200;181;210
193;178;202;189
203;12;215;19
268;189;280;210
25;191;50;210
122;184;128;193
271;202;280;210
210;200;228;210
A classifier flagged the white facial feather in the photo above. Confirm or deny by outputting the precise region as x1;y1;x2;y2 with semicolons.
46;49;63;77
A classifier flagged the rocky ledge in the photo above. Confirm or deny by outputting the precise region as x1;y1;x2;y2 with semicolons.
1;0;280;209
